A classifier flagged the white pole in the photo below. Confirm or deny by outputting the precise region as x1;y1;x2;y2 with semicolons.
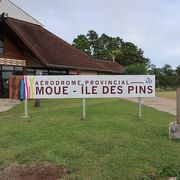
24;99;29;119
112;54;115;62
138;97;142;119
82;98;86;120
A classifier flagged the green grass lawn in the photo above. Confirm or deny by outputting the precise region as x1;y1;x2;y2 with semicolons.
0;98;180;179
156;91;176;99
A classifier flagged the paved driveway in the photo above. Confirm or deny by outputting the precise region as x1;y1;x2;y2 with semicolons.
0;99;20;112
125;97;176;115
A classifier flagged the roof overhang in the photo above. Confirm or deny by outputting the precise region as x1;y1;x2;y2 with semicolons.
46;63;121;74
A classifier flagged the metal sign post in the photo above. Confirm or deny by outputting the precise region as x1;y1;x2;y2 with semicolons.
23;99;29;119
82;98;86;120
138;97;142;119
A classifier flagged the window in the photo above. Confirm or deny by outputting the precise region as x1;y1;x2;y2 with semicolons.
0;36;4;55
42;69;48;75
27;68;69;75
2;66;14;71
49;69;60;75
27;68;35;75
60;70;68;75
14;66;23;75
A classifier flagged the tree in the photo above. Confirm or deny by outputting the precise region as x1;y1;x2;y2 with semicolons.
175;65;180;87
72;30;121;58
86;30;99;56
115;42;150;67
72;35;91;55
175;65;180;75
73;30;123;60
148;64;163;89
124;63;147;75
73;30;150;74
160;64;176;89
149;64;180;90
162;64;174;76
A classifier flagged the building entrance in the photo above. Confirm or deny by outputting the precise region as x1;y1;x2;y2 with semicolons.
0;65;23;98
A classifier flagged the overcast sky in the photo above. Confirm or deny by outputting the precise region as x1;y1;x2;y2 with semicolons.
13;0;180;68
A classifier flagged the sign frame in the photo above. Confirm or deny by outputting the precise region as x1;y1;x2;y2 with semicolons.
24;75;155;99
23;75;155;120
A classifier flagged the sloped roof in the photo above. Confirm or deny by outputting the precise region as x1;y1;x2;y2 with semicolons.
0;0;42;26
4;17;124;74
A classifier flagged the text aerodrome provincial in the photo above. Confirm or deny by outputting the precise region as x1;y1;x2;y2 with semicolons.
24;75;155;99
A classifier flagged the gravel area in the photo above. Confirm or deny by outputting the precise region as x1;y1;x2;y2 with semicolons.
124;97;176;115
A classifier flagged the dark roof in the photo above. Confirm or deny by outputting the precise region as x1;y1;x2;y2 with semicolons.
4;17;124;74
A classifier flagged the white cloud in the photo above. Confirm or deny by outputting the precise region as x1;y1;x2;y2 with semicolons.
13;0;180;68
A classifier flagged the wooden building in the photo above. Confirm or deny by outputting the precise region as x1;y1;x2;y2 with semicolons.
0;0;123;98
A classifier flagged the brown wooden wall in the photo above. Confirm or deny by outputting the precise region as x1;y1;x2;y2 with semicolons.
0;36;25;59
9;75;23;100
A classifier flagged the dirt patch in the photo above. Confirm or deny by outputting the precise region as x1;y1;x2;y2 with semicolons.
0;162;71;180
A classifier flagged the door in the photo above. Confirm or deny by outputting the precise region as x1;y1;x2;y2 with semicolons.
2;71;13;98
1;66;14;98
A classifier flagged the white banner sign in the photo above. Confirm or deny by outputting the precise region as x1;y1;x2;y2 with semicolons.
24;75;155;99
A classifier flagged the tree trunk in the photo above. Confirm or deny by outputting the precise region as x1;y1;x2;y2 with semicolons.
35;99;41;107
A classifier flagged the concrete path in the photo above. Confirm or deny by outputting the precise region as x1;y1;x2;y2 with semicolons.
0;99;20;112
124;97;176;115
